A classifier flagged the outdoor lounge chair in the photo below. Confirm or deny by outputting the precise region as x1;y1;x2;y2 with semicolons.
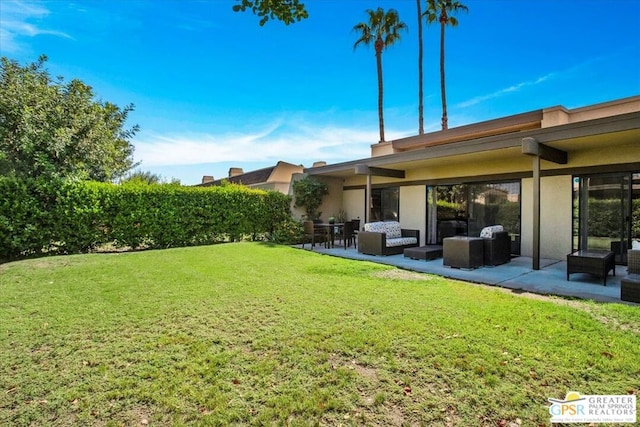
480;225;511;266
483;230;511;266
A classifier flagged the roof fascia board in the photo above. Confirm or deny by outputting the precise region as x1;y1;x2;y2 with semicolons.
392;110;543;150
306;111;640;176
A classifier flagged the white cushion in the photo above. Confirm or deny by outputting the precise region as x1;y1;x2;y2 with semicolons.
386;237;418;247
632;240;640;250
480;225;504;238
364;221;402;239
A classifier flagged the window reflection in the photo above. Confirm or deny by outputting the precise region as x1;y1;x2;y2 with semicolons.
428;182;521;254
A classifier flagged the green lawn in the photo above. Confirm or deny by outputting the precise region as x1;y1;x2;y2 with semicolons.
1;243;638;426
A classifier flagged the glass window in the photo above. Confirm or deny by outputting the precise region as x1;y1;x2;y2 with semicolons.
573;172;640;264
371;187;399;222
427;181;521;254
468;182;521;239
434;184;467;242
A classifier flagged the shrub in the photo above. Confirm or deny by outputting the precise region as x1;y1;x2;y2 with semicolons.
0;177;293;261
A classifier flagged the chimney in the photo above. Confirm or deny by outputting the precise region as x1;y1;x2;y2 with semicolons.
201;175;214;184
312;161;327;168
228;167;244;177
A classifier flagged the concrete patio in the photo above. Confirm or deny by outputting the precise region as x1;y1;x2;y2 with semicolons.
301;244;638;304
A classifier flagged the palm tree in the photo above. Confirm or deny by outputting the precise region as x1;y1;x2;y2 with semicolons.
425;0;468;130
353;8;407;143
416;0;424;135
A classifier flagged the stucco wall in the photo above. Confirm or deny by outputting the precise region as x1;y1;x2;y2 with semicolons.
289;174;343;221
399;186;426;246
317;177;345;222
521;175;573;260
343;189;365;225
542;96;640;127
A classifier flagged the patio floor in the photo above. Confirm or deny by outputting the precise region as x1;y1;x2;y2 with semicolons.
300;244;638;304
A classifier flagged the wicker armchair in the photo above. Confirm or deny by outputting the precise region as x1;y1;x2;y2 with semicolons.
483;231;511;266
302;220;328;249
628;249;640;274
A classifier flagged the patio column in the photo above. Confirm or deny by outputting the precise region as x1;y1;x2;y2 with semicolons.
532;153;541;270
366;174;372;224
354;164;405;224
522;136;568;271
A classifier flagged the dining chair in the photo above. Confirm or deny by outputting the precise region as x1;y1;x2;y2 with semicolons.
335;221;355;249
302;220;327;249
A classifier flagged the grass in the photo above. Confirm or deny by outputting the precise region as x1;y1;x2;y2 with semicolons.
1;242;639;426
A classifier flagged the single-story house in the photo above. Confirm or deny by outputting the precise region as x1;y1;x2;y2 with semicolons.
304;96;640;270
198;161;304;194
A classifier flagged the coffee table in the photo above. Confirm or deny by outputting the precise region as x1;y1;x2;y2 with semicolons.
404;245;443;261
566;250;615;286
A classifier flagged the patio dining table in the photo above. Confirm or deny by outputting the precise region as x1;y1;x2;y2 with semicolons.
314;223;344;248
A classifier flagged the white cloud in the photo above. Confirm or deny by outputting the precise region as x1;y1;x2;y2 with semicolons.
456;72;555;108
133;117;411;168
0;0;72;53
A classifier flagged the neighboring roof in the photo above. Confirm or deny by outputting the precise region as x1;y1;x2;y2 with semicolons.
197;161;303;187
198;165;276;187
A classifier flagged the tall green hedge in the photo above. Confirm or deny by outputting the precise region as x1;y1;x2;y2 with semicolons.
587;198;640;239
0;177;292;261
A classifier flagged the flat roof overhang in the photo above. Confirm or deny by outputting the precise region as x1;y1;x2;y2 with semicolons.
306;111;640;178
392;110;543;151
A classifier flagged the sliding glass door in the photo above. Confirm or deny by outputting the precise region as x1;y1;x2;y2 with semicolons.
370;187;399;222
573;173;640;263
427;181;521;254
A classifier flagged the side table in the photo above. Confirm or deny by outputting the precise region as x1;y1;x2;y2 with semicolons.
621;274;640;303
443;236;484;269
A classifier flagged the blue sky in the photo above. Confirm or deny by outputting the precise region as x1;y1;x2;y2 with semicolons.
1;0;639;185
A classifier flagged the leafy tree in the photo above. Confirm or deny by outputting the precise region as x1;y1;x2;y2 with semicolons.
353;8;407;143
120;170;164;185
0;55;139;181
292;175;328;220
425;0;468;130
232;0;308;26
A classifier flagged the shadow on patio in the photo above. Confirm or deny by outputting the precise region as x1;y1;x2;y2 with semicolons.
298;244;634;304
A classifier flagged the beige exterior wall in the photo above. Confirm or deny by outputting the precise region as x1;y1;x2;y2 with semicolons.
542;96;640;127
270;162;304;183
270;182;294;194
371;141;394;157
548;141;639;171
404;155;530;181
521;175;573;260
399;186;426;246
318;177;345;222
343;189;365;224
339;173;576;260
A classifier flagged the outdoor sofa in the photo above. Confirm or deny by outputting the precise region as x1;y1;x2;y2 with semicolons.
357;221;419;256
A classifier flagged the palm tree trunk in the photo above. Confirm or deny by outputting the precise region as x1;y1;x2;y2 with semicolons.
439;19;448;130
417;0;424;135
375;37;385;143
